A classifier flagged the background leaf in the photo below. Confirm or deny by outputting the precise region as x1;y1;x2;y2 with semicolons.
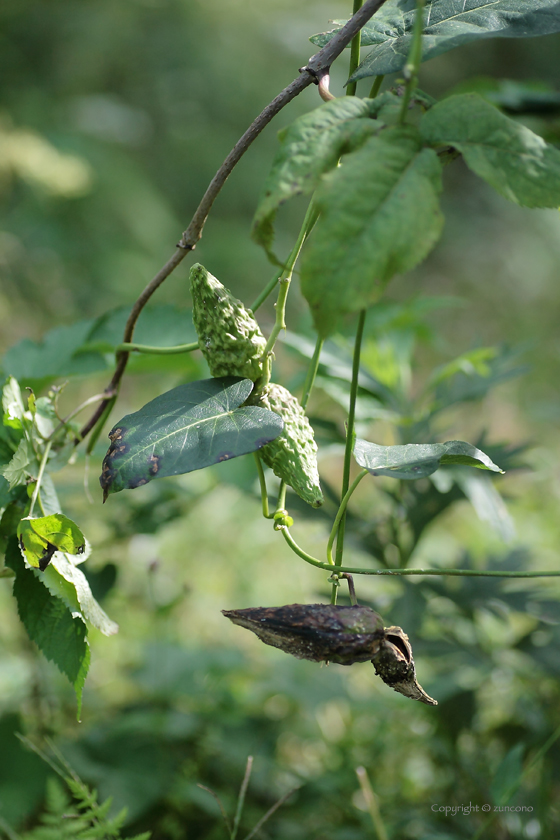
310;1;560;80
300;125;443;336
5;538;90;716
354;437;504;479
251;97;381;254
100;377;283;499
421;93;560;207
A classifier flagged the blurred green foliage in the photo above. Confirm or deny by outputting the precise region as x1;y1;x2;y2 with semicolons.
2;1;560;839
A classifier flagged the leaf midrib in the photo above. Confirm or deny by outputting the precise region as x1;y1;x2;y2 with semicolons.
115;406;239;472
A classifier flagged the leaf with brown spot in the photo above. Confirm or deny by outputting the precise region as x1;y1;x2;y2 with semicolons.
100;377;283;500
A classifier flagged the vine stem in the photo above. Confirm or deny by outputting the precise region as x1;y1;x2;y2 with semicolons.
279;529;560;578
114;341;199;355
399;0;425;124
262;202;319;362
300;335;324;412
28;440;52;518
254;453;273;519
346;0;364;97
327;469;368;564
334;308;367;574
78;0;391;443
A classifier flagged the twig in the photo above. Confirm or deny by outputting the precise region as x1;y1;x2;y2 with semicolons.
232;756;253;840
78;0;391;443
355;767;389;840
242;787;299;840
197;784;232;835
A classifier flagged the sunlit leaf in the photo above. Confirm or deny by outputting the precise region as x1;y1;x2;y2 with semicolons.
421;93;560;207
300;126;443;337
100;377;283;500
42;553;118;636
310;1;560;80
2;376;27;429
17;514;86;570
354;438;504;480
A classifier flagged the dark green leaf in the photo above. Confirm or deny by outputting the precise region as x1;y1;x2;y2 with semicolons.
354;437;504;479
86;303;197;352
100;377;283;499
310;1;560;81
5;538;90;716
300;126;443;337
490;744;525;805
252;97;383;254
421;93;560;207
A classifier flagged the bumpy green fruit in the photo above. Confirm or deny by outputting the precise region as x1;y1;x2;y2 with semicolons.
255;383;323;508
190;263;267;381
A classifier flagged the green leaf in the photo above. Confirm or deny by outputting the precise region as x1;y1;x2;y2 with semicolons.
452;469;515;542
17;514;86;570
310;1;560;81
5;538;90;717
2;437;37;489
421;93;560;207
42;553;119;636
2;320;105;383
490;744;524;806
300;125;443;337
100;377;284;500
86;303;197;352
353;438;504;480
252;97;382;254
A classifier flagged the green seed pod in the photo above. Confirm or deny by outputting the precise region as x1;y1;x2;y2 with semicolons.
254;383;323;508
190;263;267;381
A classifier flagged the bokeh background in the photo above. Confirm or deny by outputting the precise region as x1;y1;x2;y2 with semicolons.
2;1;560;838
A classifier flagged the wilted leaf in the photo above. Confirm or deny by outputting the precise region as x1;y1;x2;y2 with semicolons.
6;538;90;716
252;97;382;254
310;1;560;80
421;93;560;207
300;125;443;336
17;514;85;570
354;437;504;480
100;377;283;500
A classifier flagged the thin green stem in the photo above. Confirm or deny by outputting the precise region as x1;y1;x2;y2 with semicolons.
251;267;283;314
85;394;117;454
262;202;319;361
335;309;366;569
114;341;199;355
300;336;324;411
368;75;384;98
327;469;368;564
280;529;560;578
254;453;273;519
28;440;52;518
346;0;364;97
251;200;319;315
276;481;287;515
399;0;425;124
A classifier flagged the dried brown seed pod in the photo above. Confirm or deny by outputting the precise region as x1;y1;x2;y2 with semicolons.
223;604;437;706
371;625;437;707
